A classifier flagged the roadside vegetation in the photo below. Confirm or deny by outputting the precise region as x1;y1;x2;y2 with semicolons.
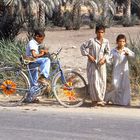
129;35;140;95
0;39;25;66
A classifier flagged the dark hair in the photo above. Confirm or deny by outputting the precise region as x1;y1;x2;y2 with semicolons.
34;29;45;37
95;25;105;33
116;34;126;42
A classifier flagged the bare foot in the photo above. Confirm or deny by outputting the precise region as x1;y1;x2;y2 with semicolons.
91;101;97;107
97;101;105;107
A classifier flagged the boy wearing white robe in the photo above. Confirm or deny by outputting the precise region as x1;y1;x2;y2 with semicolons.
80;25;110;106
105;34;135;106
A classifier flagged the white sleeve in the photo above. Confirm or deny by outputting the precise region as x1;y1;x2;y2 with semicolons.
28;41;39;55
126;48;135;58
80;39;93;56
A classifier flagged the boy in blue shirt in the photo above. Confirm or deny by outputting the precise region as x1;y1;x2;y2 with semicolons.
25;29;50;102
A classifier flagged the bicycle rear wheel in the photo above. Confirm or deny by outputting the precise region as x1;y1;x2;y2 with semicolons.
52;70;88;108
0;67;30;106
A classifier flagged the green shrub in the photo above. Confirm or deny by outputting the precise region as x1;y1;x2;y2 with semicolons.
128;34;140;77
128;35;140;94
122;15;139;27
62;10;73;30
0;39;26;66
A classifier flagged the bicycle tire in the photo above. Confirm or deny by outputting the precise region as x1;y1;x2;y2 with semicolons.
52;70;88;108
0;67;30;106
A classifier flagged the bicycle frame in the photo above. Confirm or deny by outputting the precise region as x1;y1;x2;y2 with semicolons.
22;49;67;89
0;48;88;107
0;67;29;96
0;48;66;94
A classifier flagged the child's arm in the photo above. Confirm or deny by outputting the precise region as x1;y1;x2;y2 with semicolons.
40;48;49;55
87;54;96;62
31;50;45;58
80;39;93;56
39;44;49;57
80;39;96;62
98;40;110;65
124;48;135;58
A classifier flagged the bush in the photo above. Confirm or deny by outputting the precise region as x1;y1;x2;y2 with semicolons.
122;15;139;27
128;35;140;77
0;12;24;40
128;35;140;94
0;39;26;66
62;10;73;30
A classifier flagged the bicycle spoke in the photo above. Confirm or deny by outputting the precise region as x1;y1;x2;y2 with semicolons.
0;67;30;106
53;70;87;107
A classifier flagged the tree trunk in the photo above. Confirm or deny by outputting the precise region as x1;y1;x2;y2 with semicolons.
103;0;110;26
124;0;131;21
39;3;45;28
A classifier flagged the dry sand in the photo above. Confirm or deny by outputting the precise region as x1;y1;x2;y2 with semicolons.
45;26;140;77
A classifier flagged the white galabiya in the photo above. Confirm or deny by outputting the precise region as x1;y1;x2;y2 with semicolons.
80;37;110;103
105;47;135;106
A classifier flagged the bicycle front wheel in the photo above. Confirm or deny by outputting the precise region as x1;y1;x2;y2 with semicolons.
0;67;30;106
52;70;88;108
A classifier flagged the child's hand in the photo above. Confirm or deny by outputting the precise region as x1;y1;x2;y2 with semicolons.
43;49;49;54
98;58;106;65
123;50;129;55
40;49;45;55
40;49;49;55
87;55;96;62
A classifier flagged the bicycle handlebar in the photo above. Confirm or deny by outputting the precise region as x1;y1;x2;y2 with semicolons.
56;47;62;55
51;47;62;56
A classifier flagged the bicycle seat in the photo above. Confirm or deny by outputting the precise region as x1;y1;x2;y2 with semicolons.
20;55;36;65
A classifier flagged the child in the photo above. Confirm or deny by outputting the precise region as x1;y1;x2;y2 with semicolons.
80;25;110;107
25;29;51;103
105;34;135;106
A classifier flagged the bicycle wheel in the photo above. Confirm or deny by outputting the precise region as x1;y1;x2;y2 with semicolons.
0;67;30;106
52;70;88;107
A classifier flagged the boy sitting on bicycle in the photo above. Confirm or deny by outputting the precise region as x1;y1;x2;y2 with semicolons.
25;29;51;103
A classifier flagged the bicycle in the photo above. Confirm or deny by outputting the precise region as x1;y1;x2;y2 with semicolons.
0;48;88;107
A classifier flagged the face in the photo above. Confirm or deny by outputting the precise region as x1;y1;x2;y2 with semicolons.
96;29;105;39
117;39;126;49
35;35;45;44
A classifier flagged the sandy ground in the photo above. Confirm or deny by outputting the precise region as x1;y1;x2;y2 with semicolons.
45;25;140;70
16;25;140;108
18;25;140;72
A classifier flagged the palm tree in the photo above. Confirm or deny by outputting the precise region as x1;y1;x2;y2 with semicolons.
100;0;116;27
124;0;131;21
132;0;140;19
115;0;131;20
64;0;116;29
0;0;25;39
0;0;66;39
